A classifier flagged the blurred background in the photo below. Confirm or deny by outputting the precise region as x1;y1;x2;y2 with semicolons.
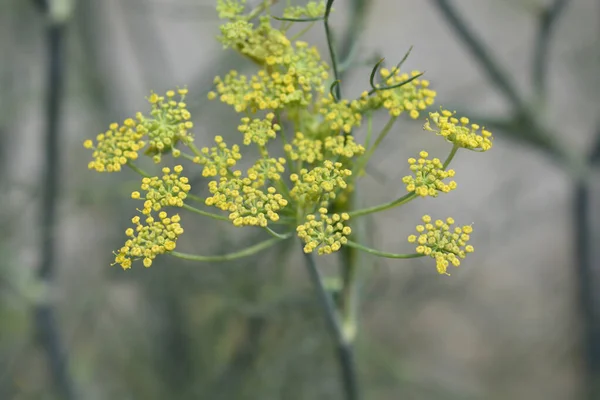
1;0;599;399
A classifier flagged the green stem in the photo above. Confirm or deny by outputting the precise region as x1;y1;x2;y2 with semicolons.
324;0;341;101
348;192;416;218
443;144;459;169
182;203;229;222
290;21;316;40
186;193;206;204
179;151;197;163
354;116;397;176
171;236;287;262
345;240;424;259
302;247;359;400
264;226;291;240
127;161;150;177
363;111;373;148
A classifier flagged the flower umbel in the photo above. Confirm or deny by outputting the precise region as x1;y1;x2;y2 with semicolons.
194;135;242;177
297;208;351;254
113;212;184;269
84;118;145;172
402;151;457;197
408;215;474;275
132;165;191;214
137;89;194;163
424;109;493;151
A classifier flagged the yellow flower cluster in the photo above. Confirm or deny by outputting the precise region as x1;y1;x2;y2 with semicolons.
209;41;329;113
297;208;351;254
284;132;323;164
219;16;291;66
194;135;242;177
402;151;457;197
319;95;363;134
114;165;189;269
238;113;280;146
131;166;191;213
84;118;145;172
283;1;326;18
408;215;474;275
247;157;286;187
290;160;352;205
424;109;493;151
361;71;436;119
205;177;288;227
114;212;184;269
323;135;365;159
216;0;246;20
137;89;194;163
84;88;193;170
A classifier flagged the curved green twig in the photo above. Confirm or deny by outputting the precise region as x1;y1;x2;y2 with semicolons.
272;15;324;22
369;58;385;91
368;72;424;95
126;161;150;177
171;236;288;262
264;226;292;240
330;80;341;101
348;192;416;218
182;203;229;221
345;240;424;259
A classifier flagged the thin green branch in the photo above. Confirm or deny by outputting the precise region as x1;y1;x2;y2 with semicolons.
272;15;324;22
290;21;316;40
532;0;570;101
337;0;370;77
324;0;341;101
354;116;397;176
345;240;424;259
186;193;206;204
127;161;150;177
368;72;424;95
364;111;373;148
182;203;229;222
171;236;287;262
443;144;460;169
301;247;359;400
430;0;525;110
264;226;291;239
348;192;416;218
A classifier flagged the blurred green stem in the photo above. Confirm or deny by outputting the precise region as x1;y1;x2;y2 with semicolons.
302;247;359;400
349;192;416;218
171;236;289;262
345;240;424;259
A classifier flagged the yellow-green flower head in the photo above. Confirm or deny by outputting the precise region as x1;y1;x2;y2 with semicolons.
290;160;352;205
138;89;194;163
402;151;457;197
360;71;436;119
238;113;280;146
219;16;291;66
113;211;184;270
84;118;145;172
297;208;351;255
323;135;365;159
131;165;191;215
247;157;286;187
216;0;246;20
284;132;323;164
283;1;326;19
209;41;329;113
407;215;474;275
205;177;288;227
319;95;363;133
194;135;242;177
424;109;493;151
